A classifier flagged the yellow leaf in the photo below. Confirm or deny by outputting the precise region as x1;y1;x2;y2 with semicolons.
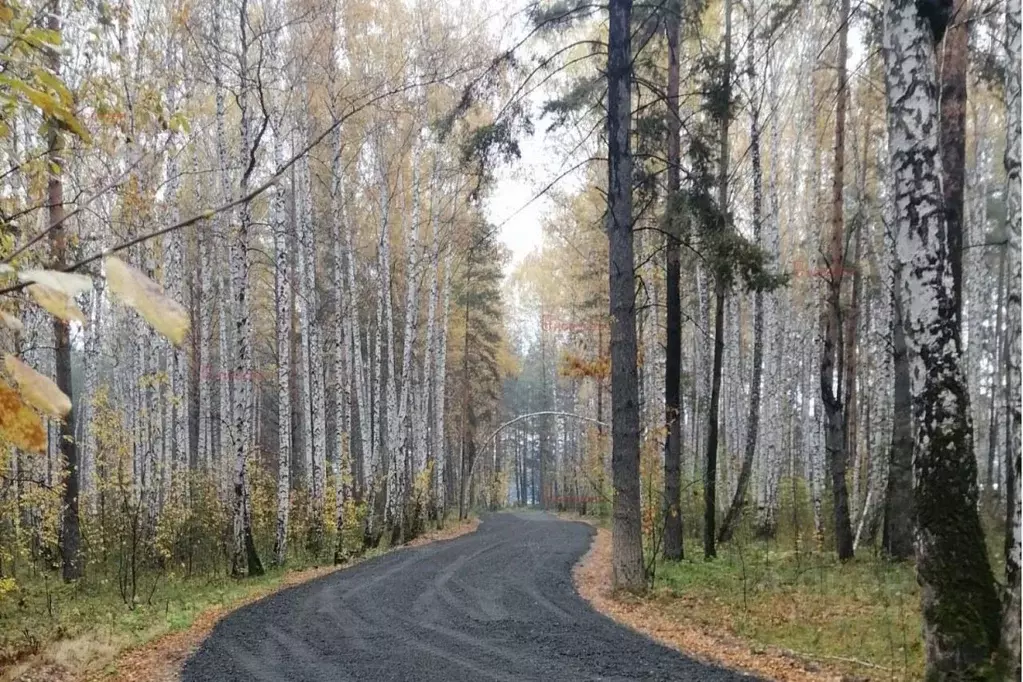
0;380;46;452
19;269;92;296
168;112;190;134
24;27;61;47
27;283;87;324
53;105;92;143
33;68;73;105
5;354;71;418
0;312;23;333
23;86;58;116
104;256;190;346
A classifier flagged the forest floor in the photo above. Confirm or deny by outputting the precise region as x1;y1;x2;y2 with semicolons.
1;518;479;682
570;516;924;681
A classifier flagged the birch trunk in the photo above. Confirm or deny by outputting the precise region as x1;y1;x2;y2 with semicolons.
214;0;234;484
164;130;186;492
1001;0;1021;668
421;159;441;520
197;145;213;470
883;0;1000;671
272;120;292;566
345;187;371;500
395;144;423;534
306;137;327;548
434;236;454;518
719;5;764;544
82;278;104;512
230;10;263;578
378;151;398;529
330;124;351;560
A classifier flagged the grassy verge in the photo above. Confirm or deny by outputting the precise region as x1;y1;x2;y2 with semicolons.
2;563;327;679
650;545;923;679
1;518;479;681
565;510;924;680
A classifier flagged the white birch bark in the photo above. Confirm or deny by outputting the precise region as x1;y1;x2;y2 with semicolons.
82;276;104;512
377;147;398;525
194;144;213;470
367;212;386;537
303;113;327;536
395;143;424;522
419;157;441;510
214;0;235;487
883;0;1002;671
272;117;292;566
434;225;455;516
231;9;259;577
345;185;372;498
330;123;351;552
164;123;186;493
295;132;314;493
1002;0;1021;666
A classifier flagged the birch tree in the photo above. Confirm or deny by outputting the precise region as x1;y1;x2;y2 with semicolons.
882;0;1001;672
1002;0;1021;667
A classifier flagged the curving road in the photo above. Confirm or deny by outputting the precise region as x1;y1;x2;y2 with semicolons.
182;512;755;681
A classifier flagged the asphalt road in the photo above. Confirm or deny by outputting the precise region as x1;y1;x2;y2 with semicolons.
181;511;755;681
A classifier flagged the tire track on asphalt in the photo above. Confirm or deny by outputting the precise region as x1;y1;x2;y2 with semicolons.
182;512;760;681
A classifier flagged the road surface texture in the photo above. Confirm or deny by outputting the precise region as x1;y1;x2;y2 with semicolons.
182;512;755;681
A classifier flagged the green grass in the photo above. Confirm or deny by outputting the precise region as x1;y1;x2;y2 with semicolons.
650;543;924;679
0;532;412;681
0;558;329;677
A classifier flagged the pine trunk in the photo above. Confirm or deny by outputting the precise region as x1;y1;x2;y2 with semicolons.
661;0;684;561
704;0;732;560
606;0;645;591
49;1;80;580
820;0;855;562
883;262;914;560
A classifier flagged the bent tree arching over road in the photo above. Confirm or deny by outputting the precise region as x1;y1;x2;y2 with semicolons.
182;514;751;682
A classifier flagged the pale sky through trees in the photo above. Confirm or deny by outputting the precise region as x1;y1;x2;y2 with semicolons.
483;1;592;269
